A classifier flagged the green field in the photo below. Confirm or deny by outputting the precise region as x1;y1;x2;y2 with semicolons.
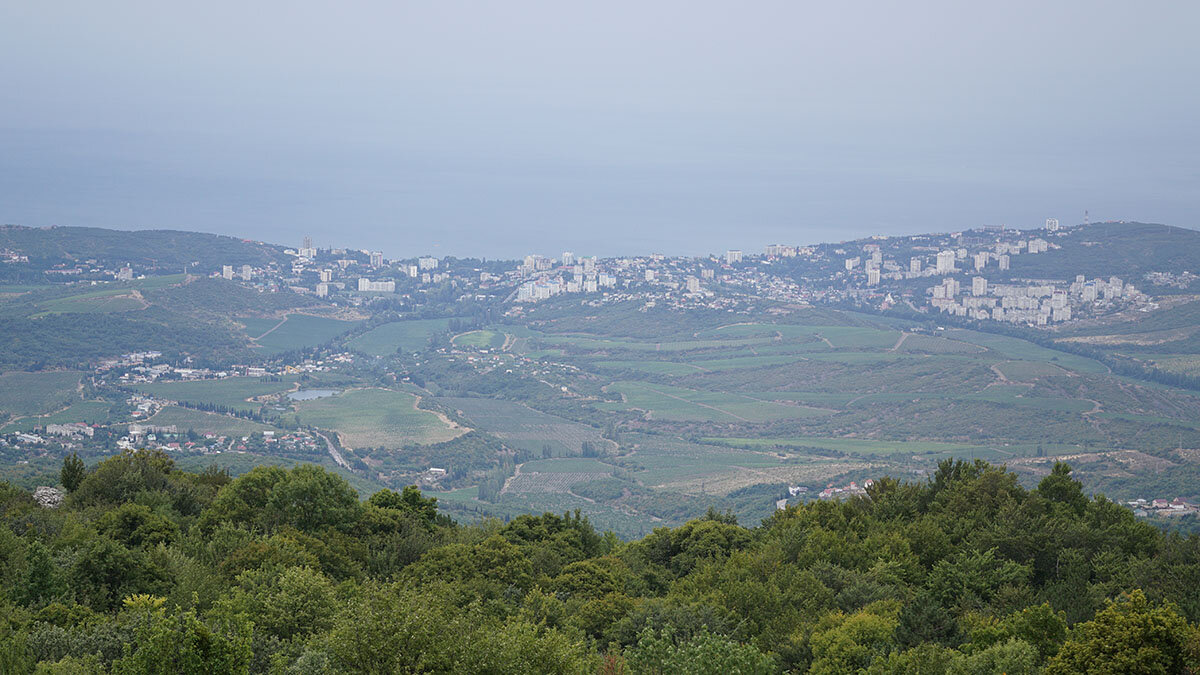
994;360;1068;380
592;360;707;376
0;371;82;419
132;376;297;413
0;401;111;433
963;386;1095;413
1142;353;1200;377
898;333;986;354
539;334;775;353
142;405;276;435
439;396;612;456
244;314;362;354
948;329;1109;374
703;435;986;456
600;381;833;422
349;318;455;356
453;329;506;350
296;388;463;449
237;316;280;338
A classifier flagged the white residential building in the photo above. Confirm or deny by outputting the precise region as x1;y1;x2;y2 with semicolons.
936;250;957;275
358;278;395;292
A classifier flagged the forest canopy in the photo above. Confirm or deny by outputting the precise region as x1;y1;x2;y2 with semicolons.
0;452;1197;673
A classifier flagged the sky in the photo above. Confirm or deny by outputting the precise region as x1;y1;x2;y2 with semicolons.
1;1;1198;259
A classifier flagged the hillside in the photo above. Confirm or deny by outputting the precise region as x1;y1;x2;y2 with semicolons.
1001;222;1200;282
0;225;289;277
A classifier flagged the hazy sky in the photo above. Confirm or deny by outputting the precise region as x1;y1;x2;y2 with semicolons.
2;1;1197;258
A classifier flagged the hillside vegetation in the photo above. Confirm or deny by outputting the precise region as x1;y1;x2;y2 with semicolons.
0;453;1197;673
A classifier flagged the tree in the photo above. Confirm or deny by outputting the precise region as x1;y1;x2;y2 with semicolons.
368;486;438;527
1037;462;1087;516
112;601;252;674
1045;590;1200;674
60;452;86;493
624;626;774;675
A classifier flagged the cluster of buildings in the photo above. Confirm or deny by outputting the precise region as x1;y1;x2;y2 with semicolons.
817;479;875;500
928;273;1143;325
1126;497;1198;518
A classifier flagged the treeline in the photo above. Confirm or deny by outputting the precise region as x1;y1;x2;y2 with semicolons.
1;453;1198;673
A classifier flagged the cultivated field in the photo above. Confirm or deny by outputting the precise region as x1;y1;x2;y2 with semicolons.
452;329;506;350
244;314;362;354
142;405;276;435
349;318;453;356
701;435;986;457
600;381;833;422
132;376;298;413
296;388;464;449
439;396;613;456
0;401;111;433
0;371;82;419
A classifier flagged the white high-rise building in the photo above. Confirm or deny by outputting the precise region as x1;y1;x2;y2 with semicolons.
867;268;881;285
320;269;333;282
358;278;395;292
686;277;701;293
974;252;989;271
909;257;922;274
370;251;384;268
724;250;743;265
117;265;134;281
936;250;956;275
222;265;234;280
972;276;988;296
845;257;860;271
998;255;1010;271
240;265;252;281
418;256;439;270
1046;218;1059;232
562;252;575;266
315;283;329;298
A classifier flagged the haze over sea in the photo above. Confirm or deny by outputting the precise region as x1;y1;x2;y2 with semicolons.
2;1;1198;258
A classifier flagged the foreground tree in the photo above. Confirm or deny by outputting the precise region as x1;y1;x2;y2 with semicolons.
1045;590;1200;674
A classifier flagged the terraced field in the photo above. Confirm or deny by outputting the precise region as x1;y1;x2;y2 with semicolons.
504;458;614;494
